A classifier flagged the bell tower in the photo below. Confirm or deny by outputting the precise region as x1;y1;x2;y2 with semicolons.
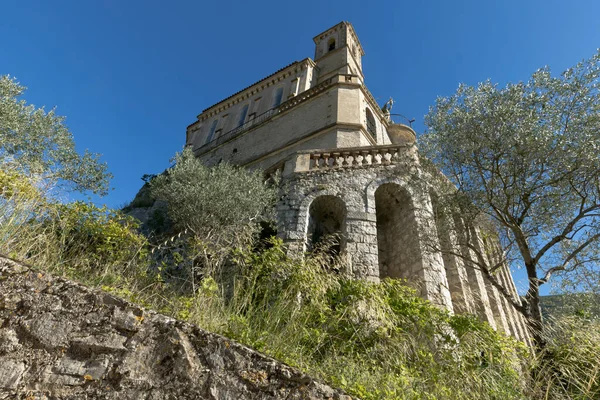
313;21;365;83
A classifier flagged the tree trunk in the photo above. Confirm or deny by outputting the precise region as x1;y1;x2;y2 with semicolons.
525;262;545;350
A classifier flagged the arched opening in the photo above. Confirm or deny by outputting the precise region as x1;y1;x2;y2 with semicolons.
366;108;376;139
307;195;346;255
375;183;420;279
328;38;336;52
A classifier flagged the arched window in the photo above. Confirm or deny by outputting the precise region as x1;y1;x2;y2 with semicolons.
328;38;336;52
366;108;376;139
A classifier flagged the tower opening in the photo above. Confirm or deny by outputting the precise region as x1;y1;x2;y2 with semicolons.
328;38;336;52
375;183;420;279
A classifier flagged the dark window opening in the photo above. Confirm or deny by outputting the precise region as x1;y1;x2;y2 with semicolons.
328;38;336;52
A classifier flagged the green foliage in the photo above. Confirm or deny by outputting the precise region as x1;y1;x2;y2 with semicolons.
0;169;41;199
46;201;148;280
164;239;526;399
149;147;277;279
528;316;600;399
0;168;148;289
0;75;111;195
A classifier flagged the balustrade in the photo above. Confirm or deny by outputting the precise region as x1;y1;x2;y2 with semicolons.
307;146;404;170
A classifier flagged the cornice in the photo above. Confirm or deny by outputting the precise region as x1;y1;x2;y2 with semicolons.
197;58;316;121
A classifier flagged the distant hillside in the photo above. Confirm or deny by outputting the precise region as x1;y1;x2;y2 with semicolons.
540;293;600;319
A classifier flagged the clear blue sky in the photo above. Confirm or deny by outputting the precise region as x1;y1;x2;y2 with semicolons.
2;0;599;291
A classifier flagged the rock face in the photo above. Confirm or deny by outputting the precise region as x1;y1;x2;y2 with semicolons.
0;256;352;400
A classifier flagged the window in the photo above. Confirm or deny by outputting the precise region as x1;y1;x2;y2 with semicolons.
206;119;218;143
328;38;336;52
272;87;284;108
366;108;376;139
238;104;249;127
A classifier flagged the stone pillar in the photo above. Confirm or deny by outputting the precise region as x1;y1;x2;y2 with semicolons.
471;227;511;334
434;209;476;314
453;217;497;329
410;187;454;311
276;187;306;255
345;211;379;282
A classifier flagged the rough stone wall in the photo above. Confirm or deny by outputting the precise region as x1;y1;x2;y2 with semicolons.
0;256;352;400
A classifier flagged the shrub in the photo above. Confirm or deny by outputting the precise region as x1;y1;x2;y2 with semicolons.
45;201;149;283
0;168;149;287
149;147;277;284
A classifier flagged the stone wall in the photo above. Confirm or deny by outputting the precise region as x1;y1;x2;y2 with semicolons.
0;256;352;400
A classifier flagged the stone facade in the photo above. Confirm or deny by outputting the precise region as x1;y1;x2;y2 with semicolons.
186;22;531;344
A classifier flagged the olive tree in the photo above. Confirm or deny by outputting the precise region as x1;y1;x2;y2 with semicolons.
421;50;600;347
0;75;111;195
150;148;277;285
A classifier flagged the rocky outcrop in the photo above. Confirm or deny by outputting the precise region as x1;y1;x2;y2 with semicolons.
0;256;352;399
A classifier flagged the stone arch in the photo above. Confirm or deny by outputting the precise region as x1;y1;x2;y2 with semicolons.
365;176;412;214
306;195;347;254
374;183;421;279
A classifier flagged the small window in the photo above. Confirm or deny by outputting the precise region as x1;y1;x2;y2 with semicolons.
238;104;249;127
328;38;336;52
206;119;218;143
272;87;284;108
366;108;376;139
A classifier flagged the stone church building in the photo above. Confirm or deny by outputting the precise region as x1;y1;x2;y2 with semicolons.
185;22;530;343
